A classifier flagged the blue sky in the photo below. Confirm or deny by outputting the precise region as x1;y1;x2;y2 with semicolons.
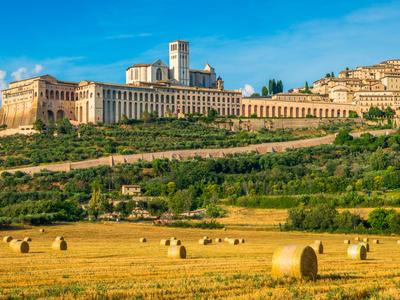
1;0;400;98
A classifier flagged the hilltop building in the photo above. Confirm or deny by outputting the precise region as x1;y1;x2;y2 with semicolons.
241;59;400;118
0;41;241;129
1;47;400;131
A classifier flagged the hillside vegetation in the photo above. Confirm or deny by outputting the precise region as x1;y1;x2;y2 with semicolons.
0;117;372;169
1;130;400;228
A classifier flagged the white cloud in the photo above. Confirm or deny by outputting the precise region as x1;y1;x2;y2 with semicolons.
32;64;43;74
241;84;255;97
11;67;28;81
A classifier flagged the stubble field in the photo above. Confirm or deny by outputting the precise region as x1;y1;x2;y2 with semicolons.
1;218;400;299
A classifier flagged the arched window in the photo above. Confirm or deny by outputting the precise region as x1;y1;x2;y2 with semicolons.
156;68;162;81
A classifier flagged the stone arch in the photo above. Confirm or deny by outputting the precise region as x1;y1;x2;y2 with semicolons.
248;105;252;116
242;104;246;115
266;106;270;117
260;106;264;117
325;109;329;117
272;106;276;117
296;107;299;117
278;106;282;117
331;109;335;117
307;108;311;116
290;107;293;117
319;108;323;117
337;110;341;117
343;110;347;117
254;105;258;116
56;110;65;121
301;107;305;117
284;107;287;117
313;108;317;116
47;110;55;123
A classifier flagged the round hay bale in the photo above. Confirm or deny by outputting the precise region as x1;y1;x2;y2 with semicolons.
39;229;45;233
198;238;209;245
139;238;147;243
167;245;186;259
224;237;229;242
228;238;239;245
354;237;360;241
397;240;400;244
3;236;13;243
203;236;209;240
238;238;245;244
215;238;222;243
52;240;68;251
171;239;181;246
223;227;227;231
359;242;370;252
271;245;318;280
347;244;367;260
310;242;323;254
373;239;379;244
9;240;29;253
344;240;350;244
55;236;64;242
160;239;170;246
170;237;177;240
23;237;32;242
363;238;369;243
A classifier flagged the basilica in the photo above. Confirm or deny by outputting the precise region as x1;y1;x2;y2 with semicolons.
1;41;400;131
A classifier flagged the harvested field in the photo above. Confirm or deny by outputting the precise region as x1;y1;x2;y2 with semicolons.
1;221;400;299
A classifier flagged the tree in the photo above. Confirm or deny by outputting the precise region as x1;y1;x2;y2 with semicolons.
364;106;384;120
385;107;395;119
369;148;388;171
250;93;260;97
88;180;107;219
208;108;218;118
334;129;353;145
268;80;274;95
277;80;283;93
56;118;74;135
33;119;46;133
261;86;268;97
305;81;309;92
168;189;193;215
272;79;277;95
348;111;359;118
141;111;152;123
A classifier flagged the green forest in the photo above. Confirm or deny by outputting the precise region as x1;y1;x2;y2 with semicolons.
1;129;400;231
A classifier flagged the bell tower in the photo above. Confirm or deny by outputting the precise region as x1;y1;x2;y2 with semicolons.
169;40;190;86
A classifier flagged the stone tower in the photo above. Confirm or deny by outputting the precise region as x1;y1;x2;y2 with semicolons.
169;40;190;86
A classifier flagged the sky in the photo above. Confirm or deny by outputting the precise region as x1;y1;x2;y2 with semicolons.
1;0;400;100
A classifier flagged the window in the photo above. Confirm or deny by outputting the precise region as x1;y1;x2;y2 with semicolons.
156;68;162;81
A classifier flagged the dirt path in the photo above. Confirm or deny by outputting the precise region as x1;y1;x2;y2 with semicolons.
1;129;395;175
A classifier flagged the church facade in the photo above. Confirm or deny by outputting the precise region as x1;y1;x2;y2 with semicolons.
126;40;221;89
